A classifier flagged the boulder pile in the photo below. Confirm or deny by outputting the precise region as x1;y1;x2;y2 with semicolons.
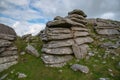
40;9;93;67
0;24;18;72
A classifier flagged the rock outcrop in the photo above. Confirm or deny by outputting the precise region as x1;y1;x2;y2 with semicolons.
40;9;93;67
0;24;18;72
88;18;120;36
87;18;120;55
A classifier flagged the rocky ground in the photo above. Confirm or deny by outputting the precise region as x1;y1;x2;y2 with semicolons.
0;9;120;80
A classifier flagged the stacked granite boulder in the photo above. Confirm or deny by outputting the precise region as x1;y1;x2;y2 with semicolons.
0;24;18;72
41;9;93;67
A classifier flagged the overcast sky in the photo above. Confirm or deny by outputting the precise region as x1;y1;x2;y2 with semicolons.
0;0;120;36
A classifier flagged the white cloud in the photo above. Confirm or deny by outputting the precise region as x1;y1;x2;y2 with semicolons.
1;7;43;21
1;0;120;19
12;21;20;28
12;21;45;36
0;17;16;26
4;0;29;6
100;12;115;19
25;24;45;35
31;0;120;19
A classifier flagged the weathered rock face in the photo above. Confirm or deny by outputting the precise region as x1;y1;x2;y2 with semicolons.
0;24;16;36
87;18;120;36
40;9;93;67
0;24;18;72
87;18;120;55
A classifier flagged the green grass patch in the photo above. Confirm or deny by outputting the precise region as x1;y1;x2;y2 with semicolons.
0;36;120;80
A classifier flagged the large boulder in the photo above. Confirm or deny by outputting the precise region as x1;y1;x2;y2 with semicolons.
71;64;89;73
25;44;40;57
0;24;16;36
68;9;87;17
0;24;18;72
47;19;71;27
66;14;85;20
40;9;93;67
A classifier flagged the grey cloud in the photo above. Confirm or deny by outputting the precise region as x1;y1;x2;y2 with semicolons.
0;0;120;36
30;0;120;20
1;0;120;20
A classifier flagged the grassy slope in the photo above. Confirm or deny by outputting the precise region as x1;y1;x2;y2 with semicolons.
0;27;120;80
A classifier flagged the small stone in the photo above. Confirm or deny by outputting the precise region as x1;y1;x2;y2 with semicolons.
88;52;95;56
116;62;120;69
58;69;63;73
98;55;102;58
71;64;89;73
18;73;27;78
10;69;15;74
20;52;26;55
103;53;109;59
118;62;120;66
108;69;112;72
99;78;110;80
94;60;99;62
111;56;115;60
102;61;106;64
110;73;114;76
11;71;14;74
